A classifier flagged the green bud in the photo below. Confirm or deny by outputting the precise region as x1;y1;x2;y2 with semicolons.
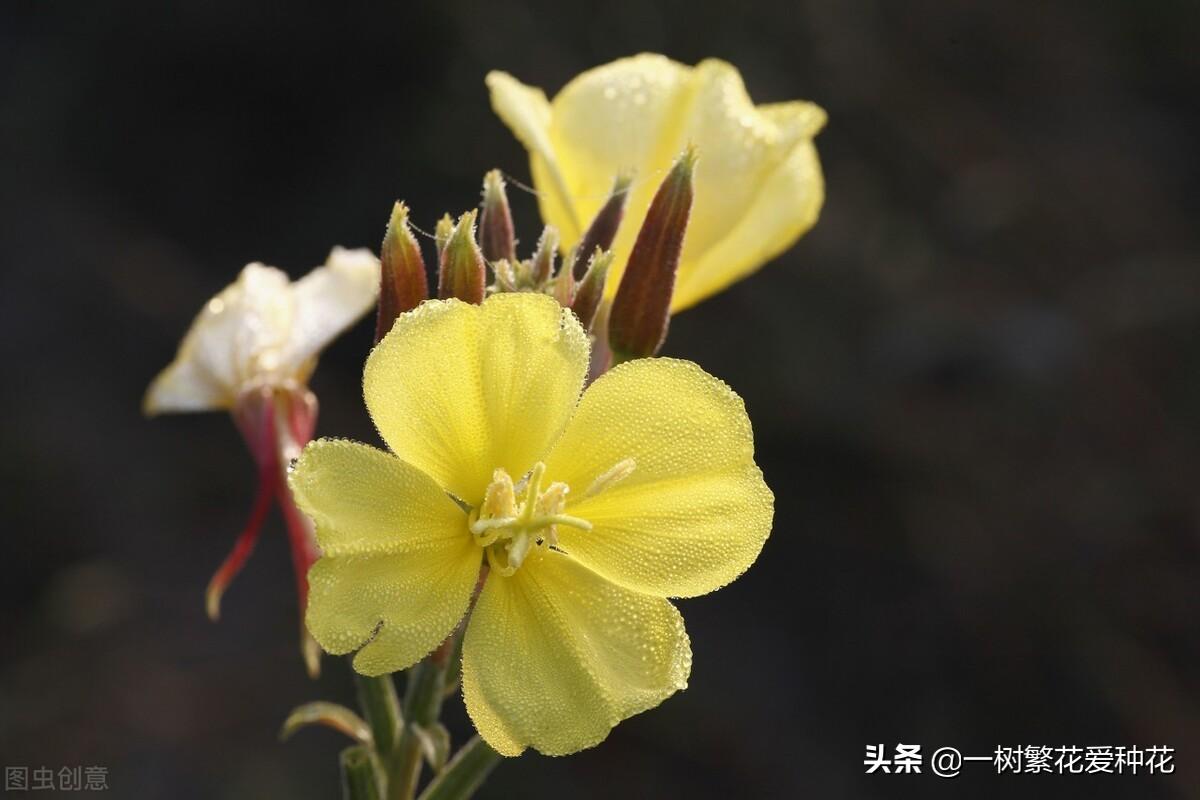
570;248;613;331
434;213;455;261
376;202;429;343
438;210;486;304
552;249;576;307
571;173;631;278
530;225;559;287
608;148;695;361
491;258;518;292
479;170;516;263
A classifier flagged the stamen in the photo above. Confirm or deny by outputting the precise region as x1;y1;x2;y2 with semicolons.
583;458;637;499
469;461;594;576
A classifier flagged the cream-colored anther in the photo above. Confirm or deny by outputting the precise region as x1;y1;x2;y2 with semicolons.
582;458;637;500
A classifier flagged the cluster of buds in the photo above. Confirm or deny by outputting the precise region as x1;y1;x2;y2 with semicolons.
375;152;697;370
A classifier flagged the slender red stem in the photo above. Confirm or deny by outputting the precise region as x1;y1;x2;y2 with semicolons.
206;400;279;620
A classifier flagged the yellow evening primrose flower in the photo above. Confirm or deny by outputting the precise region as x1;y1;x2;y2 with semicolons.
144;247;380;414
487;53;826;313
288;292;773;756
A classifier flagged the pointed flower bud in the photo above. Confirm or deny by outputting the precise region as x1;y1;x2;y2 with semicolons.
438;210;487;304
570;173;631;278
530;225;559;287
552;253;576;307
434;213;455;260
376;202;429;343
608;148;695;361
491;258;518;292
479;170;517;263
570;248;613;331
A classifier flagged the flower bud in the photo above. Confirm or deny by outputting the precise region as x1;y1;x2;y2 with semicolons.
608;148;695;361
376;202;429;343
491;258;518;292
438;210;487;304
530;225;559;287
570;248;613;331
552;253;576;307
571;173;632;278
434;213;455;260
479;170;517;263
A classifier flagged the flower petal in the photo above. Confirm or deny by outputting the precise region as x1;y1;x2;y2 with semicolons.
543;358;773;598
289;439;479;675
363;293;589;505
486;71;581;240
671;86;826;310
491;55;826;313
545;54;691;248
462;550;691;756
282;247;380;377
144;264;293;413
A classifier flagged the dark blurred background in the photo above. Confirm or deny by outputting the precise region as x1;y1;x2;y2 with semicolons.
3;1;1199;797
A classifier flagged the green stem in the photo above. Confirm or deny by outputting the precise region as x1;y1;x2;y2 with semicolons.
417;737;503;800
389;656;449;800
341;745;383;800
355;673;402;755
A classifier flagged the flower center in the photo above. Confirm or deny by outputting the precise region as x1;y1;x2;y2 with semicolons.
467;459;635;576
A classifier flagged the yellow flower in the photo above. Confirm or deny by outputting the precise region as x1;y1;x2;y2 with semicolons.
487;53;826;313
144;247;380;414
289;293;773;756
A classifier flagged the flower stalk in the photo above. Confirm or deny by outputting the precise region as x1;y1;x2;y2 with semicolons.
417;737;503;800
341;745;384;800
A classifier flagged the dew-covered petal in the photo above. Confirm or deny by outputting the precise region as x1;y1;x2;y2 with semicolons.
144;264;294;413
461;550;691;756
489;55;826;314
543;358;773;598
545;54;691;247
363;293;589;505
486;71;581;240
289;438;480;675
282;247;380;377
672;96;825;311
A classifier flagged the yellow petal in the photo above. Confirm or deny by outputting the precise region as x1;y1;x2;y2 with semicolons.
668;63;826;310
489;55;825;313
283;247;380;378
363;293;589;505
486;71;581;240
462;550;691;756
543;358;773;598
143;264;293;413
289;439;479;675
546;54;691;246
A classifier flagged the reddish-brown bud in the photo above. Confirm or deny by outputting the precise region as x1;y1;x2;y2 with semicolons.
479;170;517;263
571;173;632;278
570;248;613;331
438;210;487;304
608;148;695;361
376;202;429;343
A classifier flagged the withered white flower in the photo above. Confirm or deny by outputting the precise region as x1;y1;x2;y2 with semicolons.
144;247;380;415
